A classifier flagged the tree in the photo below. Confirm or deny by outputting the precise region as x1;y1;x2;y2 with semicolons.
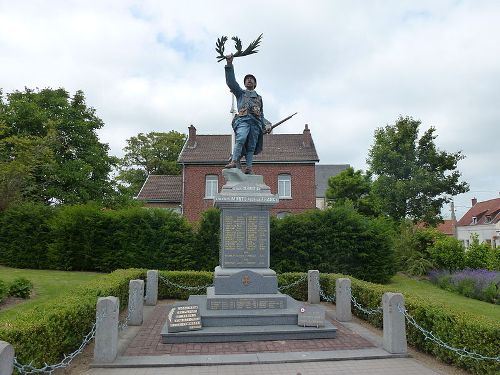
367;116;469;224
0;88;115;206
325;167;380;217
116;131;186;196
429;236;465;272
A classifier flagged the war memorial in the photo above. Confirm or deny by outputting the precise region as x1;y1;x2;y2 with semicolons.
161;169;337;343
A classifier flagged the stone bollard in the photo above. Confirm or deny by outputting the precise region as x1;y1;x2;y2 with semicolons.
94;296;119;363
335;278;352;321
128;279;144;326
145;270;158;306
382;292;407;354
0;341;14;375
307;270;320;304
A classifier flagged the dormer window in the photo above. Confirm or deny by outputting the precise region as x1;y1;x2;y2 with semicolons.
486;215;492;223
472;216;477;225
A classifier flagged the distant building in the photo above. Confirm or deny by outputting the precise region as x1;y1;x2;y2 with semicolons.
456;197;500;248
138;124;335;222
136;175;182;213
315;164;350;209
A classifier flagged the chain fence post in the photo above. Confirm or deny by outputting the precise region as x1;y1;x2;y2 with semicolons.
336;278;352;322
383;292;407;354
94;296;119;363
128;279;144;326
307;270;320;304
0;341;14;375
145;270;158;306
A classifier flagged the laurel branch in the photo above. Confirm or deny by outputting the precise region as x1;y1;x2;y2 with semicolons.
215;34;262;62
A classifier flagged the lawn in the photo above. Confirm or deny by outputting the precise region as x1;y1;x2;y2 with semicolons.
0;266;102;321
387;273;500;324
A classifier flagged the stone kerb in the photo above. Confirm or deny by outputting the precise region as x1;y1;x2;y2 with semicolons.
307;270;320;304
145;270;158;306
0;341;14;375
335;278;352;322
382;292;407;354
94;296;119;363
128;280;144;326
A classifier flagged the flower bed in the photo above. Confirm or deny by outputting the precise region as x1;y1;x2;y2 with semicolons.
429;269;499;304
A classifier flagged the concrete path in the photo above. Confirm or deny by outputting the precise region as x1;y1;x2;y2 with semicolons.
83;357;442;374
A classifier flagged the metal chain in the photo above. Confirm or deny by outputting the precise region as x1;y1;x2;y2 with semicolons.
158;274;213;291
350;288;382;315
277;274;307;291
397;304;500;362
315;277;335;302
13;319;98;374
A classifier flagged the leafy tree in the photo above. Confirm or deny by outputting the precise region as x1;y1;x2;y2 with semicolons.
393;221;441;276
429;236;465;272
464;233;496;270
116;131;186;196
367;116;469;225
0;88;115;206
325;167;380;216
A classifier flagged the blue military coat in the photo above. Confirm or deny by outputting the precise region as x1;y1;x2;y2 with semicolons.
225;65;265;155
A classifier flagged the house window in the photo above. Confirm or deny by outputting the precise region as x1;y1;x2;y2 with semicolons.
278;174;291;198
205;175;218;199
472;217;477;225
277;211;291;219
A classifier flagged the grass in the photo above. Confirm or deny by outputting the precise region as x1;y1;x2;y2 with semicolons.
387;273;500;324
0;265;102;321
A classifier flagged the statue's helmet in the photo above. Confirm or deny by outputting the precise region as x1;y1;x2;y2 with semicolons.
244;74;257;88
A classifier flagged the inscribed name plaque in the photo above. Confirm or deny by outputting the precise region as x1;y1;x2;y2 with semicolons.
221;209;269;268
297;305;325;328
167;304;202;333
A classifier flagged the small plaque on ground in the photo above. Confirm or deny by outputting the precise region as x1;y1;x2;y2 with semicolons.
297;305;325;328
167;304;202;333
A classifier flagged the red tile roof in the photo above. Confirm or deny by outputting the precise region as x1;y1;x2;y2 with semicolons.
436;220;456;235
136;175;182;202
457;198;500;226
178;132;319;164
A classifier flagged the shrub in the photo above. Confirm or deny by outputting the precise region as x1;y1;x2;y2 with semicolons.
47;204;194;272
270;206;396;283
8;277;33;299
0;202;55;269
429;237;465;272
192;208;220;271
0;280;7;302
429;269;499;304
0;268;145;366
465;234;496;270
393;221;441;276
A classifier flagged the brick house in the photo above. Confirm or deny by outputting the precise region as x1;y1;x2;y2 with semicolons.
456;197;500;248
136;175;182;213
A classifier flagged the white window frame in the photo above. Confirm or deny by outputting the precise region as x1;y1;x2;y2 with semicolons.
205;175;218;199
278;174;292;199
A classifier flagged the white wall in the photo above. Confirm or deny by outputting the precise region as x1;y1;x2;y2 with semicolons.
456;223;500;248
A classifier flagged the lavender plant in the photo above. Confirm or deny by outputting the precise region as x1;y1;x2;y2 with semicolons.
428;268;499;304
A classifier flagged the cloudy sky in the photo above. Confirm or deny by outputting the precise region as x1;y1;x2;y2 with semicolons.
1;0;499;219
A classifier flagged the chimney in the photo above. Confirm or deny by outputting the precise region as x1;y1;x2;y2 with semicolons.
302;124;312;148
187;125;197;148
471;197;477;207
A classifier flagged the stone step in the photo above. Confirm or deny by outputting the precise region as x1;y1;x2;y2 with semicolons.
161;321;337;344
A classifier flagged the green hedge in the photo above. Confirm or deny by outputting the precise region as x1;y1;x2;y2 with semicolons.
271;207;396;283
0;268;145;366
317;273;499;375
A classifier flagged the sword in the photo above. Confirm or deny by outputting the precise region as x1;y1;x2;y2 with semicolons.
270;112;298;130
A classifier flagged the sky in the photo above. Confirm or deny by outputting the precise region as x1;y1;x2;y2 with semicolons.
1;0;499;219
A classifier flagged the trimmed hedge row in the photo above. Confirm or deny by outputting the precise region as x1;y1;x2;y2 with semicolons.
317;273;499;375
0;268;145;366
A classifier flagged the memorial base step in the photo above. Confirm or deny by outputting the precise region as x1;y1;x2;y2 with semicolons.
206;287;287;311
161;321;337;343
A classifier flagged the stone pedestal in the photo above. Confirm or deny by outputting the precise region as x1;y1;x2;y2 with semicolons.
161;169;336;343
